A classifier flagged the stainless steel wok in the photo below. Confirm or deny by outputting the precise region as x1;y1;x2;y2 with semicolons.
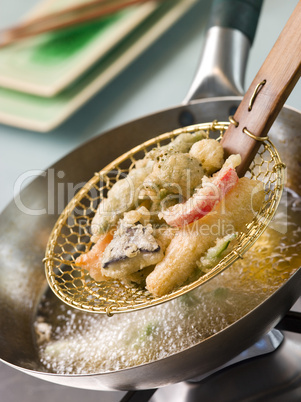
0;0;301;392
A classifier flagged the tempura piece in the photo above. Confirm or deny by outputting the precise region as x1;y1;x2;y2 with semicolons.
101;222;163;279
146;131;207;160
190;138;224;174
197;233;237;272
141;153;204;202
146;178;264;296
75;232;114;281
161;155;241;227
91;159;154;240
121;265;155;286
122;206;151;226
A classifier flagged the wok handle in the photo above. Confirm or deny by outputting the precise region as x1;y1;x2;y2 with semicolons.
183;0;263;102
121;389;157;402
221;1;301;177
276;311;301;334
208;0;263;45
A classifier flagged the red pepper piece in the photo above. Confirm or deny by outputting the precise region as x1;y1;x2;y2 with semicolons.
162;164;239;227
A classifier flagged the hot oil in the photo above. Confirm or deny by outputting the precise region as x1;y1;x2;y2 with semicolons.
35;189;301;374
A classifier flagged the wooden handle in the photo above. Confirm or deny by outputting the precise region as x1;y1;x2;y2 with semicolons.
221;1;301;177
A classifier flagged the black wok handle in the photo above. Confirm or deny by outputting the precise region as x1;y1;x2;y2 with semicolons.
209;0;263;45
183;0;263;102
121;389;157;402
276;311;301;334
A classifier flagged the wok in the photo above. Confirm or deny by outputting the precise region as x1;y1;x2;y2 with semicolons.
1;0;301;392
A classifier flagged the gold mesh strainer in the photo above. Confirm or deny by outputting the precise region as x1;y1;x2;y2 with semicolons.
44;120;285;316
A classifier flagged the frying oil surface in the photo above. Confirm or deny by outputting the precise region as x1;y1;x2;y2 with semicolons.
35;190;301;374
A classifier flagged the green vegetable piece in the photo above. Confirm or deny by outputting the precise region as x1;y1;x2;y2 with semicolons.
198;233;237;271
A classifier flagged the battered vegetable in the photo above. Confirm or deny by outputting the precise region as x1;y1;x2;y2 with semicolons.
101;221;163;279
189;138;224;174
198;233;237;271
140;153;204;206
160;155;240;227
91;159;154;241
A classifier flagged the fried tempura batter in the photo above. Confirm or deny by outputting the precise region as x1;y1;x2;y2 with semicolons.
146;178;264;296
